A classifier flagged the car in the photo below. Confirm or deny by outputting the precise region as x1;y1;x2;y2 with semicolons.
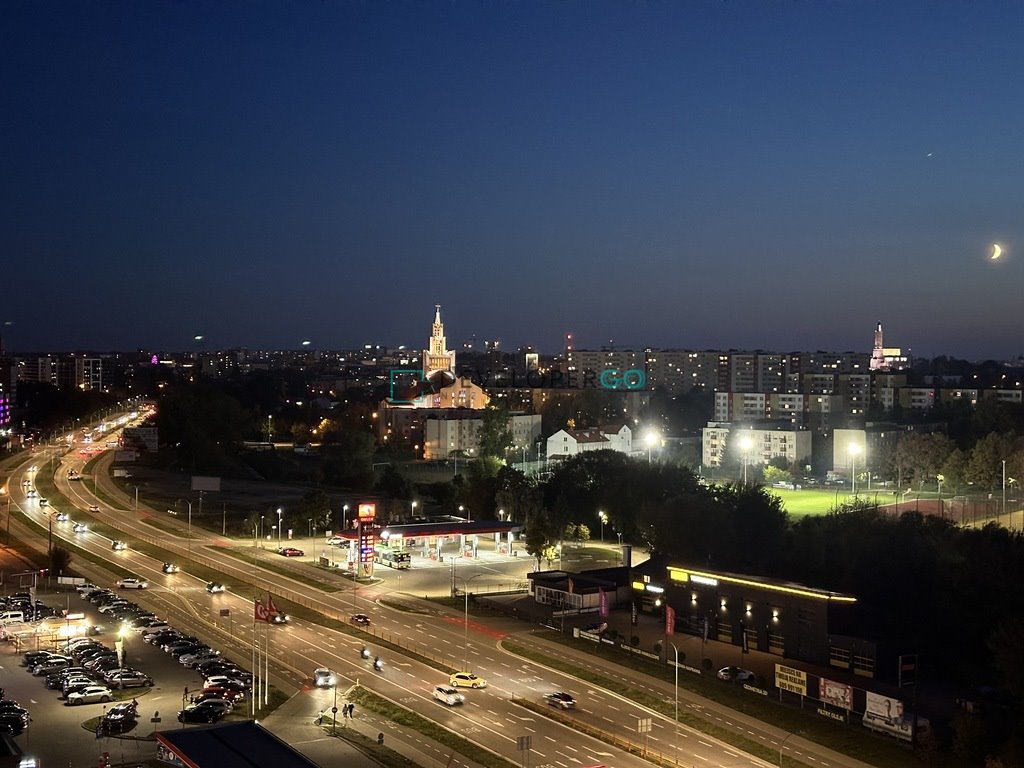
63;677;100;697
544;691;577;710
325;535;349;547
76;583;101;596
84;656;120;672
449;672;487;689
38;498;48;506
0;712;29;736
162;562;179;574
73;522;88;533
206;582;225;594
104;670;154;688
32;658;73;675
433;685;465;706
189;696;233;716
278;547;304;557
180;650;221;667
313;668;336;688
350;613;371;626
201;684;247;702
101;707;138;733
270;612;291;624
26;490;36;498
54;512;69;522
88;505;100;513
65;685;114;705
98;600;130;614
111;540;128;551
178;702;227;724
21;650;55;667
116;577;148;589
166;642;205;658
716;666;756;683
139;621;171;635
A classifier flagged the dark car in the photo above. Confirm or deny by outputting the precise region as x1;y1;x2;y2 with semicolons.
544;691;577;710
0;712;29;736
205;582;225;594
278;547;304;557
350;613;371;626
177;702;227;724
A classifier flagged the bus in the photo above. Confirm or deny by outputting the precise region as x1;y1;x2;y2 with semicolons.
375;547;411;569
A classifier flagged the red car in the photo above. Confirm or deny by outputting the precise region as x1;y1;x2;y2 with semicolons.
278;547;304;557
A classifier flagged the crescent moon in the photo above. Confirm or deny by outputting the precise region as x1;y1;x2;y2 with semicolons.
991;243;1003;260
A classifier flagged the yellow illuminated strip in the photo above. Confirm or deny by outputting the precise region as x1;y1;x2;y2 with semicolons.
667;567;856;603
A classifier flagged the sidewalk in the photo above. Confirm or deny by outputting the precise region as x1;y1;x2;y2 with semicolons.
262;685;488;768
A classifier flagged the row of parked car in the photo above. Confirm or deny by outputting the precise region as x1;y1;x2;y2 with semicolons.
138;614;254;725
0;591;58;622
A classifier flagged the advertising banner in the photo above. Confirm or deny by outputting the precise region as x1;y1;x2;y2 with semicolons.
863;691;912;742
665;605;675;636
775;664;808;696
821;678;854;710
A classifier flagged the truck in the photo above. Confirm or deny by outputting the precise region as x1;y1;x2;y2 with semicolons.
112;469;132;479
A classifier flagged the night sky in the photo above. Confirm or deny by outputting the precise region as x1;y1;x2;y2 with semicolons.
3;1;1022;359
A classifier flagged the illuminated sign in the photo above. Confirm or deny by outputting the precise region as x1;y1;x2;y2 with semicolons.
668;566;855;603
358;504;376;522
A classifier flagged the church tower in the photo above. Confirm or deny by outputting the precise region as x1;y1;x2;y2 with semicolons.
423;304;456;382
870;322;887;371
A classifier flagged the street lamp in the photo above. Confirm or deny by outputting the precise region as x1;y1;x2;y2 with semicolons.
456;573;485;670
644;431;659;463
670;642;680;763
1002;460;1007;519
848;443;861;496
936;474;945;518
780;730;801;766
598;510;608;542
411;500;418;518
739;435;753;485
276;507;283;548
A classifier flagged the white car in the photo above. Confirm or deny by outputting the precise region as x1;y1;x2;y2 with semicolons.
54;512;70;522
116;577;148;589
139;621;171;635
716;666;756;683
65;685;114;705
88;505;100;513
433;685;465;706
111;540;128;551
73;523;88;533
313;668;336;688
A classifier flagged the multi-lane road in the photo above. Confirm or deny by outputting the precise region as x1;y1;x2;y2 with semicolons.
3;431;874;768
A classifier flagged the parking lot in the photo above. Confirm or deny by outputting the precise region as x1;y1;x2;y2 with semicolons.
0;587;255;767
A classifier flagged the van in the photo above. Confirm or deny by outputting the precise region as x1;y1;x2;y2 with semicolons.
0;611;26;624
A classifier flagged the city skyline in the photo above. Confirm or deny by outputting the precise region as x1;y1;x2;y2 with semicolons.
4;2;1022;358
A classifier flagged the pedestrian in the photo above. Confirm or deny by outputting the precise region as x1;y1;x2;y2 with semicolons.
314;709;324;725
342;704;349;719
348;703;355;718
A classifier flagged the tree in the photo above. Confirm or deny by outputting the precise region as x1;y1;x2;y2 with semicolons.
49;545;72;576
477;405;513;461
294;490;333;531
967;433;1017;491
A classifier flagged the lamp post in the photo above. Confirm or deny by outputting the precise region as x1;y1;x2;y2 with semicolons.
260;515;265;547
670;642;680;763
937;474;944;518
182;500;193;559
456;573;485;670
411;500;418;518
999;462;1007;524
739;435;753;485
276;507;283;549
598;510;608;542
780;731;801;766
849;443;860;496
644;431;659;463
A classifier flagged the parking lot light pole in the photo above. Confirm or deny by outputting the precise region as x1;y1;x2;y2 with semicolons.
277;507;283;549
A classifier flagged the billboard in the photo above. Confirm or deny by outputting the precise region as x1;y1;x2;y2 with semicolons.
191;476;221;492
863;691;912;742
820;678;853;710
775;664;808;696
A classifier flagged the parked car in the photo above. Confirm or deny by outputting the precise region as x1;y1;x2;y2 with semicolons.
449;672;487;689
104;670;154;688
32;657;73;676
0;711;29;736
278;547;304;557
200;684;246;702
177;702;227;724
544;691;577;710
179;650;220;667
116;577;147;589
189;696;233;716
65;685;114;705
716;666;756;683
101;702;138;733
433;685;465;706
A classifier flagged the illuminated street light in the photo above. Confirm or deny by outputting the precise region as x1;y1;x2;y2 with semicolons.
644;431;660;463
849;443;861;496
598;510;608;542
739;435;753;485
276;507;283;549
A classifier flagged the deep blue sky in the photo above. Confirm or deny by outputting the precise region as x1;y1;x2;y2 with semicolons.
3;1;1022;359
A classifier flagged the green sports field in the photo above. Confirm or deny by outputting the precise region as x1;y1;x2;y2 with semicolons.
767;487;898;518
